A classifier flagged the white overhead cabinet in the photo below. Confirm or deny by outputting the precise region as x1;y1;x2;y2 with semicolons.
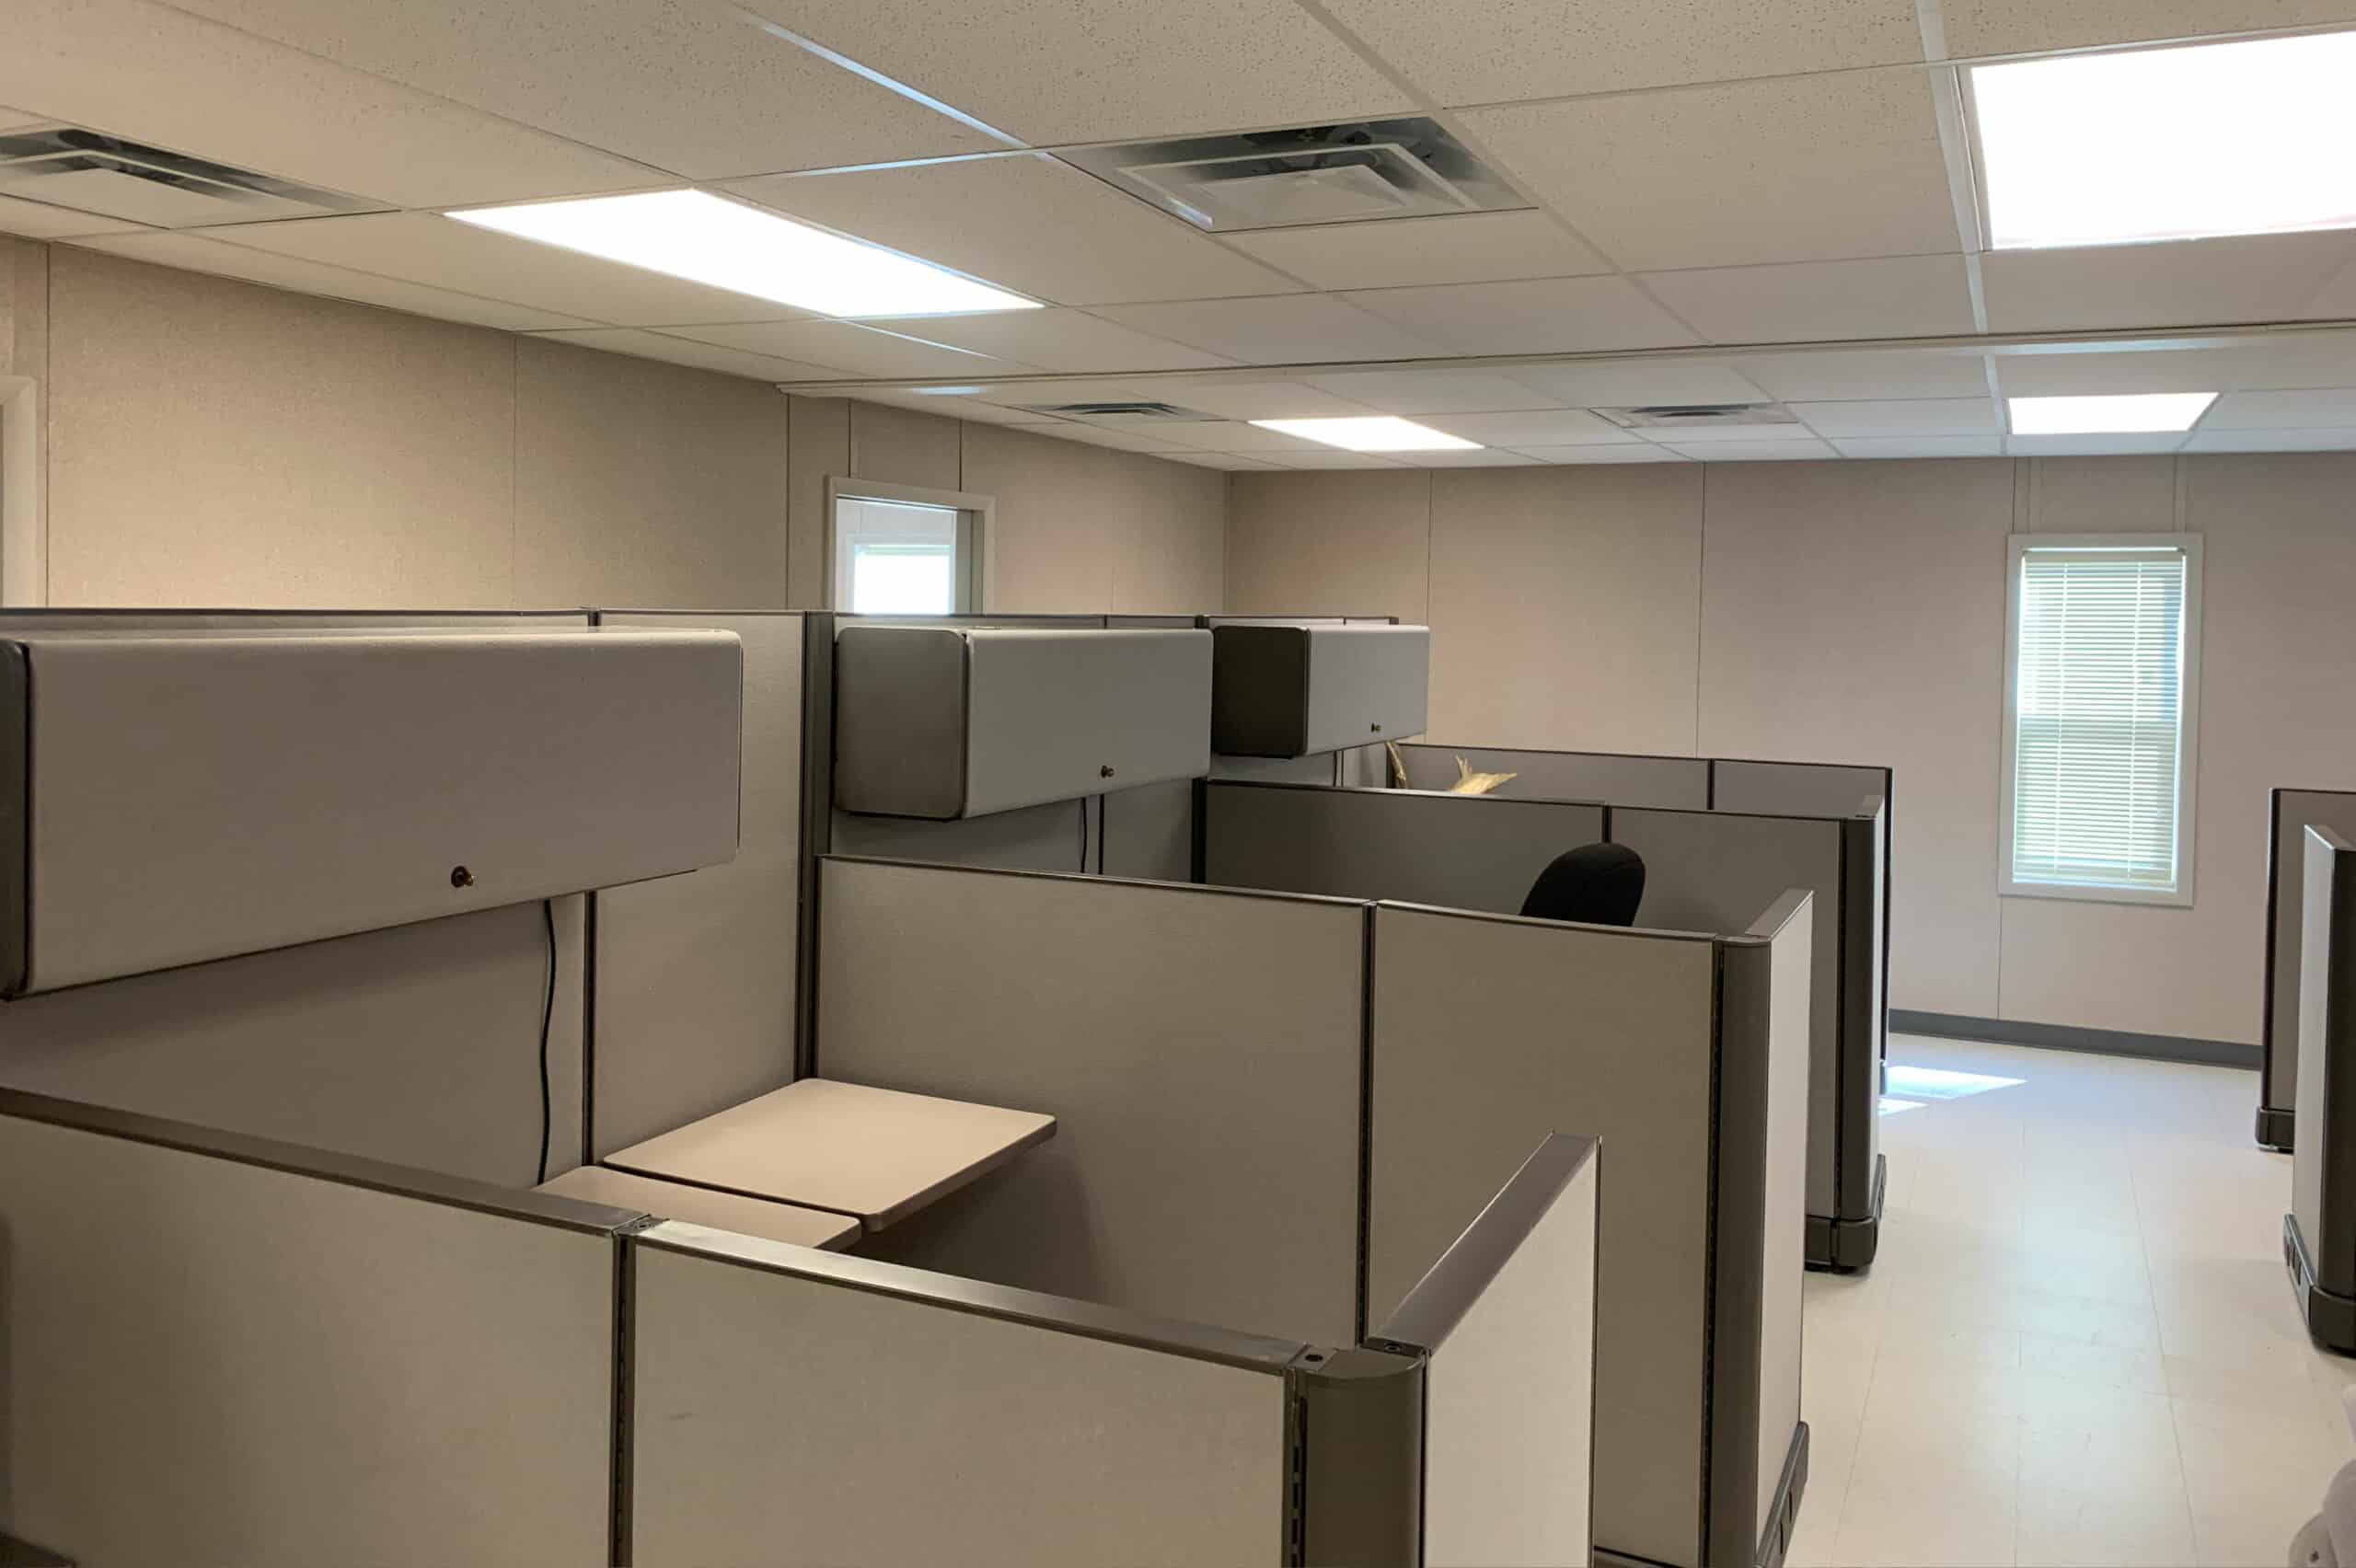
832;625;1213;819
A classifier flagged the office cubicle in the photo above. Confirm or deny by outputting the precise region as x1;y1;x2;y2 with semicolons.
2262;789;2356;1151
2289;826;2356;1352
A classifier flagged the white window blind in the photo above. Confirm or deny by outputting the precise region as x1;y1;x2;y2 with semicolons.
2004;537;2200;903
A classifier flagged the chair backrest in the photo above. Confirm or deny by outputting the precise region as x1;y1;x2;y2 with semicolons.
1519;843;1646;928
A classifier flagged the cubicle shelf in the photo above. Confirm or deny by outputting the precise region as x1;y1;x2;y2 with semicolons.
833;624;1211;820
1211;622;1429;759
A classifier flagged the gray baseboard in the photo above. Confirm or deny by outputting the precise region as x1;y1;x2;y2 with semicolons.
1890;1009;2258;1070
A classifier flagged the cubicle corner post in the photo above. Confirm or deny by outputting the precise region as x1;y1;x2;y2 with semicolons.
796;613;837;1080
1808;808;1887;1274
0;638;26;998
1288;1345;1426;1568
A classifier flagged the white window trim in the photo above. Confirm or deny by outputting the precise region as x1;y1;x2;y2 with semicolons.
1999;531;2202;908
824;477;995;614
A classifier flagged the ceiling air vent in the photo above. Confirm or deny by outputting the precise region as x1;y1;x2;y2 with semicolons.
0;126;381;228
1058;117;1528;232
1014;401;1220;424
1594;404;1801;431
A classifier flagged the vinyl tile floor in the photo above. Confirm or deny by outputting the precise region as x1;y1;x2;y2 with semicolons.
1788;1035;2347;1568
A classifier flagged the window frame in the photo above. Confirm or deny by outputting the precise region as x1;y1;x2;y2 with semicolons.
824;477;994;615
1999;531;2203;908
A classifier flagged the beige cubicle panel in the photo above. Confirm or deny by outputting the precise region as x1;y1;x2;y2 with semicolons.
628;1223;1296;1567
1368;899;1810;1568
1204;780;1605;916
2264;789;2356;1151
0;1090;629;1567
1712;758;1889;819
1396;741;1710;809
2291;826;2356;1352
814;856;1366;1345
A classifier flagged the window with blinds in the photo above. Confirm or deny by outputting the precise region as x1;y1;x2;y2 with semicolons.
2002;535;2201;905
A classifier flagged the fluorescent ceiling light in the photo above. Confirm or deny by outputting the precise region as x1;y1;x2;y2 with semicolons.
1972;30;2356;249
1250;416;1481;451
449;190;1036;317
2008;392;2216;434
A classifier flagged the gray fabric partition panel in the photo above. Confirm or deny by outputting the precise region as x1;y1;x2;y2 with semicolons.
829;797;1099;874
814;858;1365;1345
2292;828;2356;1350
1209;753;1341;785
628;1223;1296;1567
1397;743;1709;810
592;612;802;1157
0;897;585;1185
2267;790;2356;1151
1099;778;1195;883
1609;807;1848;1228
1367;905;1722;1568
0;1102;624;1566
1710;759;1890;819
1204;781;1606;916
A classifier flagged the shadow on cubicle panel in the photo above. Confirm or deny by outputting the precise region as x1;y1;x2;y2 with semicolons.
2262;790;2356;1153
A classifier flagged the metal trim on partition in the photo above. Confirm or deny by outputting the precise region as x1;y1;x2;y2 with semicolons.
609;1217;660;1568
1288;1344;1426;1568
2288;1213;2356;1354
2262;787;2356;1151
797;613;837;1081
1;640;27;998
0;1085;651;1237
631;1220;1308;1374
822;850;1374;911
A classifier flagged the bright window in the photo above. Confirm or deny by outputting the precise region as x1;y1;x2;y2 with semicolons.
2002;535;2201;905
832;495;971;615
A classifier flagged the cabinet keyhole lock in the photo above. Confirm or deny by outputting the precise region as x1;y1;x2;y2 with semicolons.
450;865;475;889
1370;723;1382;733
1100;765;1116;778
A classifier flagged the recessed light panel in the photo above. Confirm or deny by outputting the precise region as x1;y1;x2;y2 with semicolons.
1972;31;2356;249
2007;392;2216;434
1250;416;1482;451
450;190;1037;318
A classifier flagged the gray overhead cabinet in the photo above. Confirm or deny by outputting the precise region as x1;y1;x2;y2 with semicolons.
1211;622;1430;758
833;624;1212;819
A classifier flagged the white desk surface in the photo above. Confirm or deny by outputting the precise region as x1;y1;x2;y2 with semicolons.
537;1164;860;1251
604;1077;1057;1231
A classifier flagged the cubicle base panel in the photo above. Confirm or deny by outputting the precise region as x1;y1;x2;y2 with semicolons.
1591;1422;1807;1568
2258;1106;2297;1153
1805;1156;1885;1274
2288;1214;2356;1355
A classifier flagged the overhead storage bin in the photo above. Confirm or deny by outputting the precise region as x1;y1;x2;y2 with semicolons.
1211;622;1429;758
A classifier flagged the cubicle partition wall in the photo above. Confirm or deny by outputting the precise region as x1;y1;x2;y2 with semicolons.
1204;775;1886;1272
2262;789;2356;1151
2290;826;2356;1352
1368;896;1811;1568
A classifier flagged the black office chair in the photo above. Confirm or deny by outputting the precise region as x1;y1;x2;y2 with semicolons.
1519;843;1646;928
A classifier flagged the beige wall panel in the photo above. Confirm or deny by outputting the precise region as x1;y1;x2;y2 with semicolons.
785;393;849;608
0;1116;615;1565
1226;470;1431;620
2024;455;2180;534
849;398;962;490
1699;459;2014;1016
46;249;513;607
1427;466;1703;754
1112;456;1226;613
960;420;1118;611
632;1235;1287;1566
514;339;788;608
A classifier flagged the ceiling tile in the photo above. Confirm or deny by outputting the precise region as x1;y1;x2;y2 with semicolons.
1654;420;1822;443
1641;254;1978;343
870;308;1235;372
875;396;1064;427
1515;444;1691;463
2180;427;2356;453
1225;211;1606;292
1407;448;1547;466
1116;379;1380;420
1981;232;2356;333
1461;69;1958;271
0;193;150;240
1733;349;1993;400
2004;432;2189;455
215;211;813;328
728;155;1299;308
1161;451;1285;470
1267;451;1411;468
1091;295;1446;364
1793;398;2000;436
1032;423;1190;453
1;0;659;208
1303;369;1563;414
1662;438;1839;460
1993;338;2356;395
1318;0;1923;104
72;230;599;331
157;0;993;179
1940;1;2356;58
1337;276;1700;355
1423;409;1629;445
736;0;1414;144
2204;388;2356;428
1509;361;1772;406
1152;421;1333;454
529;327;848;379
1830;435;2005;457
668;319;1033;377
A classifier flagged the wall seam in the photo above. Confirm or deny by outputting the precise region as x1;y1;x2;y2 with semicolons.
1996;456;2025;1019
1421;469;1434;626
1692;463;1707;755
508;339;520;608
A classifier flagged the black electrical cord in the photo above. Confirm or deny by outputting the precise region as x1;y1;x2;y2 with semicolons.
535;897;556;1185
